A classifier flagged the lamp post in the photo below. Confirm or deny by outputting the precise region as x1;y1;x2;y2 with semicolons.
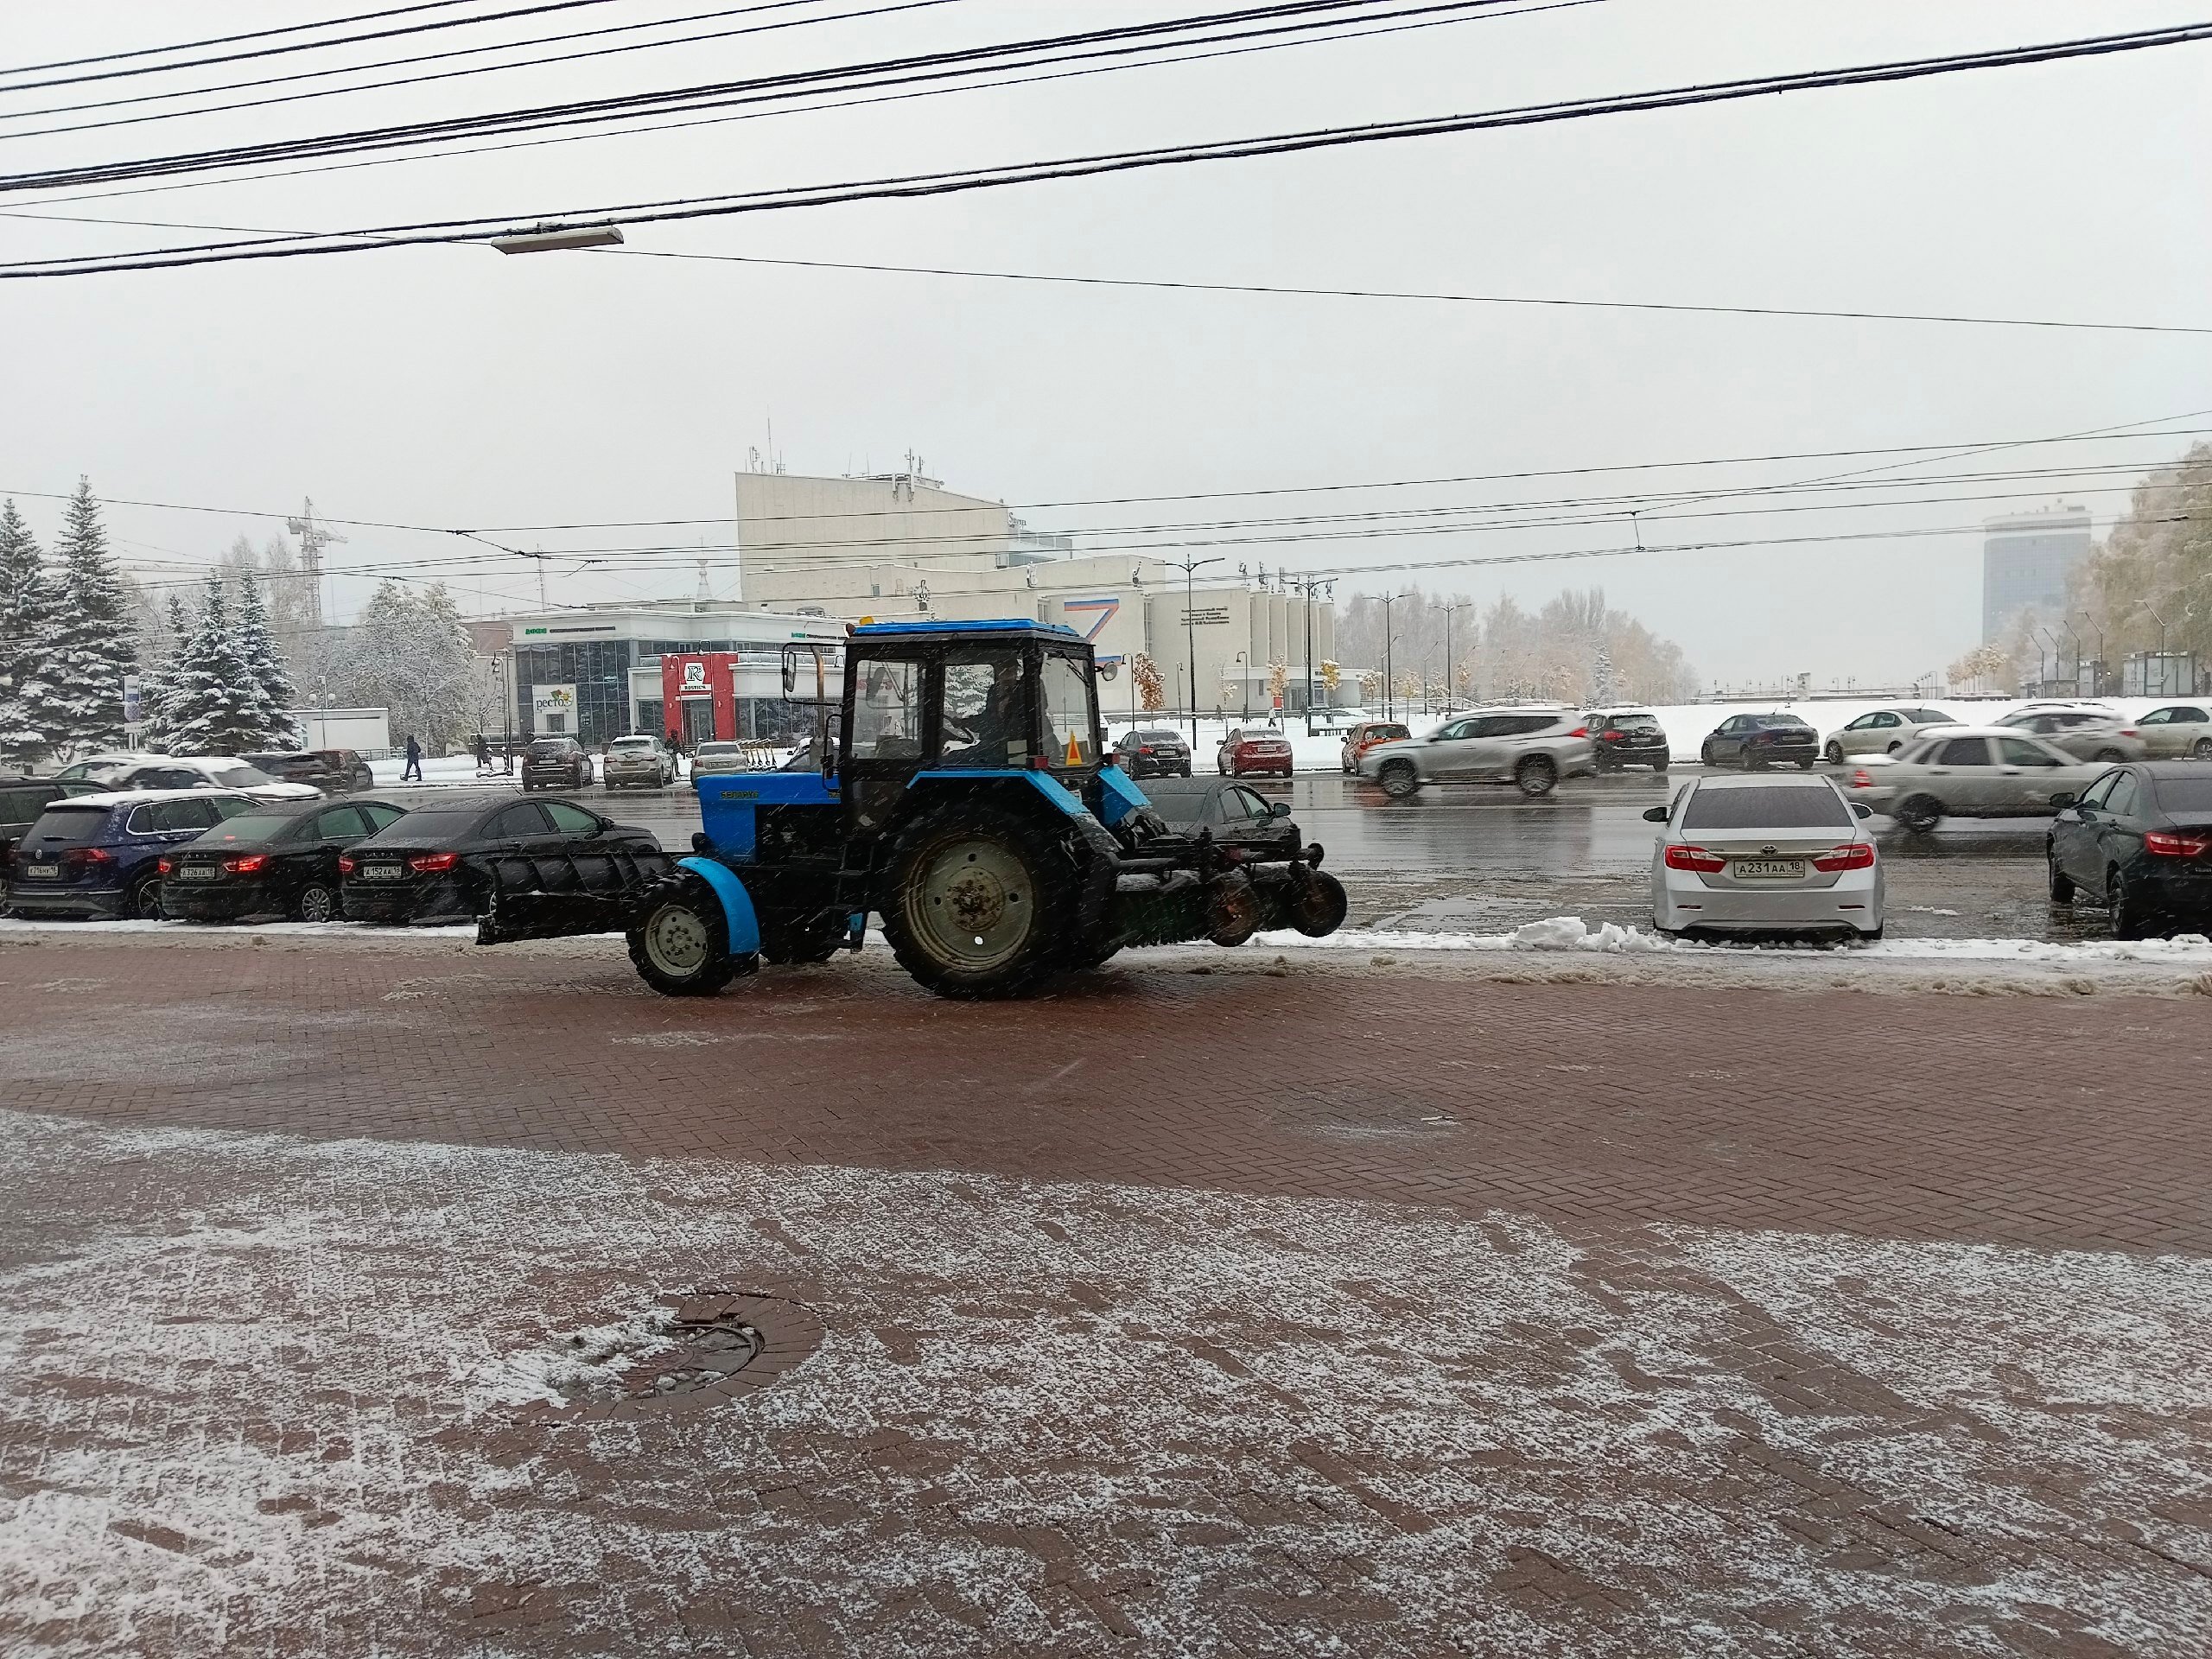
1166;556;1223;746
1443;601;1470;715
1232;651;1249;721
1287;575;1332;725
2080;611;2104;696
2060;618;2083;696
1379;591;1407;723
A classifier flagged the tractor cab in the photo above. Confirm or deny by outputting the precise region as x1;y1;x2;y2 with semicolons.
830;620;1111;837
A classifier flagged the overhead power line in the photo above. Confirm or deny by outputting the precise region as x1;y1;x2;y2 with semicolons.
601;245;2212;339
0;0;969;131
4;18;2207;276
0;0;1499;166
0;0;617;88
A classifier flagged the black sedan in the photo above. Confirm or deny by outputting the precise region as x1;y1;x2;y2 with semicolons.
340;793;664;925
2048;763;2212;938
164;798;410;922
1138;777;1301;859
1588;710;1670;773
1700;713;1819;771
1112;727;1193;779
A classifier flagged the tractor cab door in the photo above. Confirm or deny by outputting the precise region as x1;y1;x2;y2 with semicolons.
841;651;931;838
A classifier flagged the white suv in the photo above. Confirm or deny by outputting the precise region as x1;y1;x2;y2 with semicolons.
51;753;319;801
1357;708;1595;798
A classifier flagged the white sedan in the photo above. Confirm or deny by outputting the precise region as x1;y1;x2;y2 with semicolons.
1647;772;1884;941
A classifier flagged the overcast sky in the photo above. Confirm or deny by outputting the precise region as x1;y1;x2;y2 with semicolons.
3;0;2207;690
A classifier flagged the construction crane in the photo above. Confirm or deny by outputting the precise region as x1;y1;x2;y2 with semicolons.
285;499;347;625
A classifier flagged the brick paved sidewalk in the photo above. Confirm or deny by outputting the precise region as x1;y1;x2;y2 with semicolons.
2;938;2209;1657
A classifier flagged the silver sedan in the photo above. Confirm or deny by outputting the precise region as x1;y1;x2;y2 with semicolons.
1647;772;1884;940
1821;706;1959;765
1994;708;2146;764
1840;728;2107;832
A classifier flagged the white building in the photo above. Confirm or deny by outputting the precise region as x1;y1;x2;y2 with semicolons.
734;467;1339;714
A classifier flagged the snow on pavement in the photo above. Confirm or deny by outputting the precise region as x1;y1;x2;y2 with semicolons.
3;1108;2209;1656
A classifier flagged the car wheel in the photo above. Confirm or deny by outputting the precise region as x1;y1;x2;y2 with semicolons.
1798;758;1818;772
2047;852;2075;904
1743;750;1765;772
2108;866;2153;940
1894;795;1943;834
1886;741;1904;753
1823;741;1844;766
127;874;163;920
296;881;340;924
1699;742;1715;766
1516;754;1559;797
2195;737;2212;760
1378;760;1420;799
2094;748;2126;764
1859;925;1885;943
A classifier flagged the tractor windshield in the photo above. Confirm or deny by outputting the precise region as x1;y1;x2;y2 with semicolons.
1042;651;1098;770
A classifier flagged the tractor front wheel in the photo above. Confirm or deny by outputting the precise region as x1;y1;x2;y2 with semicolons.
627;872;753;995
880;802;1078;998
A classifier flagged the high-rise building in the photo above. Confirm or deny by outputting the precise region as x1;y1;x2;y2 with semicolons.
1981;505;2091;642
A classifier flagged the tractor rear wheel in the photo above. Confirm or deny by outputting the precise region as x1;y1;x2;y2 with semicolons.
880;801;1079;998
626;872;753;995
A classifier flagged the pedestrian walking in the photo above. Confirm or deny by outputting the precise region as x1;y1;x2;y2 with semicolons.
473;734;493;773
401;734;423;783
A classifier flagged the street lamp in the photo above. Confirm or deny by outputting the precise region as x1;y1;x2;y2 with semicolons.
1232;650;1249;721
490;223;626;254
2080;610;2104;696
1165;555;1224;746
2060;618;2083;695
1378;591;1408;723
1443;601;1470;714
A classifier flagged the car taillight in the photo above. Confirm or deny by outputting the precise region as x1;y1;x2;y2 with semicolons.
337;855;355;874
1568;726;1587;738
410;851;460;873
2145;830;2211;857
157;857;172;874
1138;746;1153;755
1851;769;1874;788
222;855;266;874
2120;728;2139;738
1812;842;1877;872
1663;844;1727;872
73;846;114;867
1602;729;1622;740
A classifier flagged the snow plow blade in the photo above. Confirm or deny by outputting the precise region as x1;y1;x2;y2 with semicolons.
473;845;673;944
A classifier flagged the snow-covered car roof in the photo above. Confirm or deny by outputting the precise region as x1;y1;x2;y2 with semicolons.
48;787;263;809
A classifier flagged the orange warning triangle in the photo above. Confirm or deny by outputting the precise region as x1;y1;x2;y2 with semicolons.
1065;732;1084;766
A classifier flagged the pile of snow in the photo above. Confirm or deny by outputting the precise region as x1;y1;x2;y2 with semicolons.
1259;917;2212;965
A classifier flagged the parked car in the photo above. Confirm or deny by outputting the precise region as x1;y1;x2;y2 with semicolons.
1217;728;1294;779
1841;728;2105;832
1358;709;1593;799
339;793;664;925
691;740;755;778
1993;708;2145;764
163;798;409;923
1133;777;1302;860
1699;713;1819;771
1111;727;1193;779
1821;706;1958;765
2133;703;2212;760
48;752;320;801
240;748;376;794
2048;763;2212;938
1587;710;1671;773
1338;721;1410;774
1645;772;1883;940
601;734;676;790
1;776;103;892
520;736;594;791
4;790;260;919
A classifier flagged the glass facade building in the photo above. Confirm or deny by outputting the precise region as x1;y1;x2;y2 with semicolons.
1982;507;2091;643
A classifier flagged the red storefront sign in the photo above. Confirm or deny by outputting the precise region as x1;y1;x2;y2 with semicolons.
660;652;741;741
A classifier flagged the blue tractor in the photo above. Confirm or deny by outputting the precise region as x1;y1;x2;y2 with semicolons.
513;620;1346;999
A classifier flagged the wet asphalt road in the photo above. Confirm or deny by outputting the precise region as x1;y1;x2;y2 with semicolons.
378;766;2120;944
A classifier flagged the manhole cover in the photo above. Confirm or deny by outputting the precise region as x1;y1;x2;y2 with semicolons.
518;1291;823;1421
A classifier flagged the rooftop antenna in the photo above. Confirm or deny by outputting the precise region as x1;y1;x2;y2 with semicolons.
695;554;712;607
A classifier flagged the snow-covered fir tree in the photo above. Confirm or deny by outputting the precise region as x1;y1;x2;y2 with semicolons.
234;575;299;746
0;499;53;769
167;580;265;754
32;480;137;757
135;592;194;750
327;581;475;755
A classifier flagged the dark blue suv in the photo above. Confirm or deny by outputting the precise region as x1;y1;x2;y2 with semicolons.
6;790;259;919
